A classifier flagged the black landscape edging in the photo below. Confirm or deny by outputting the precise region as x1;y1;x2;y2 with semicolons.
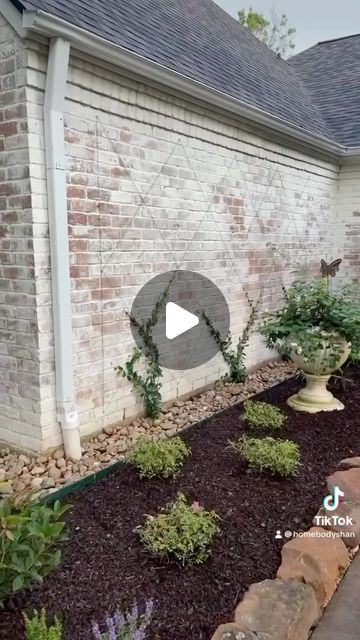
41;376;294;505
41;460;123;504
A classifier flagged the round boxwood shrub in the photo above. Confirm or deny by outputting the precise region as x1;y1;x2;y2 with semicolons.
126;436;189;479
230;435;300;477
137;492;220;564
242;400;286;430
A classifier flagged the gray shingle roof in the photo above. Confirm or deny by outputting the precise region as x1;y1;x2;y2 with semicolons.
290;34;360;148
12;0;360;148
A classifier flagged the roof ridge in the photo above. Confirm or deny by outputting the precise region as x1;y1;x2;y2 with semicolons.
318;32;360;45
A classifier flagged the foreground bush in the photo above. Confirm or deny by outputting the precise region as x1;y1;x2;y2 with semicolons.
0;494;68;604
24;609;63;640
92;599;154;640
242;400;286;430
230;435;300;477
127;437;189;478
138;492;220;565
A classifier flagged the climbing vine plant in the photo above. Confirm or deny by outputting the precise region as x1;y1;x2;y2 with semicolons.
115;280;172;418
203;292;260;383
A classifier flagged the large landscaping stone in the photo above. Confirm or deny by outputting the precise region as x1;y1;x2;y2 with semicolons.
211;623;267;640
313;502;360;548
338;456;360;470
277;527;349;606
327;468;360;505
234;579;320;640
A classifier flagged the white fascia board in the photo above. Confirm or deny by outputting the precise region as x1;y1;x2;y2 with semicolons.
341;148;360;163
21;9;350;159
0;0;26;36
340;152;360;167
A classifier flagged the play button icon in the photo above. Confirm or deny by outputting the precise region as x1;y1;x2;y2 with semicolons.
166;302;199;340
130;270;230;370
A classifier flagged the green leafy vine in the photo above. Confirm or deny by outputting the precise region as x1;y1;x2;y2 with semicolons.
202;292;260;383
115;279;173;418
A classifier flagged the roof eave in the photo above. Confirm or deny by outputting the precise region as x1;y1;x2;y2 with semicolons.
340;147;360;164
15;8;358;159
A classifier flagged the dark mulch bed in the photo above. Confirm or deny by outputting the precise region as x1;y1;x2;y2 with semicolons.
2;370;360;640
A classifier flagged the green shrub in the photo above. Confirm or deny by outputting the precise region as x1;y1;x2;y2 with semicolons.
127;437;189;479
137;492;220;565
24;609;63;640
0;494;69;605
259;279;360;372
230;435;300;477
242;400;286;430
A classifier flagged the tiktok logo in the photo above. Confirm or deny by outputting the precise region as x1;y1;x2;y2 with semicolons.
323;485;345;511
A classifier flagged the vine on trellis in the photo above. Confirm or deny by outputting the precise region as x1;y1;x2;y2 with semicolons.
115;279;173;418
202;291;260;383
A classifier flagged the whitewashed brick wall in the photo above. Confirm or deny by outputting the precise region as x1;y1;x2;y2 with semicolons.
0;17;53;452
337;162;360;281
62;54;341;439
0;16;359;452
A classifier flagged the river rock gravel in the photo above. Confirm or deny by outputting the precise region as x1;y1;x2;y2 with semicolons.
0;360;295;496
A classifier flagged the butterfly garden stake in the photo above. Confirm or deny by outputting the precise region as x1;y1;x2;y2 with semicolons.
320;258;342;290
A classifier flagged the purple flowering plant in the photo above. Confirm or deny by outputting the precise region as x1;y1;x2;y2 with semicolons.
91;599;154;640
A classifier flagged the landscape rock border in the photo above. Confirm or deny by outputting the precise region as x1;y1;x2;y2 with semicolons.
211;458;360;640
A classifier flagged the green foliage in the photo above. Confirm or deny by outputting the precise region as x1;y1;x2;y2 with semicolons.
115;348;162;418
203;293;259;383
24;609;63;640
127;437;190;479
344;283;360;364
0;494;68;605
350;345;360;363
138;492;220;565
115;280;173;418
238;5;296;58
242;400;286;430
259;279;360;373
230;435;300;477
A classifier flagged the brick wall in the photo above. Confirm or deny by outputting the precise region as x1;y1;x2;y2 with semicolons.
1;16;359;451
62;55;341;438
0;18;59;451
0;16;41;450
337;162;360;281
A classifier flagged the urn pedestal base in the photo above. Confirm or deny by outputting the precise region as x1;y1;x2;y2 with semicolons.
287;373;344;413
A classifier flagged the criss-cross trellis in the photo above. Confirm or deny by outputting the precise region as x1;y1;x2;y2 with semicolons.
87;117;331;422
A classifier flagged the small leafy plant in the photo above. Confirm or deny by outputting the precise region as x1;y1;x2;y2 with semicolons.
138;492;220;565
0;494;69;605
127;437;189;479
230;435;300;477
115;348;162;419
115;280;173;418
23;609;63;640
242;400;286;430
92;599;154;640
203;292;259;383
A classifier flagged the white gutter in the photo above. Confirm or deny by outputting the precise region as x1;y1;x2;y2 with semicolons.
22;9;351;159
44;37;81;460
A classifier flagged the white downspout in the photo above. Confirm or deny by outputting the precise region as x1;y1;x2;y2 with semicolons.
44;37;81;460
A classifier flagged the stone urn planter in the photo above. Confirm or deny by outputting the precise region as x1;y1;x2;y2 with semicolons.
287;333;351;413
